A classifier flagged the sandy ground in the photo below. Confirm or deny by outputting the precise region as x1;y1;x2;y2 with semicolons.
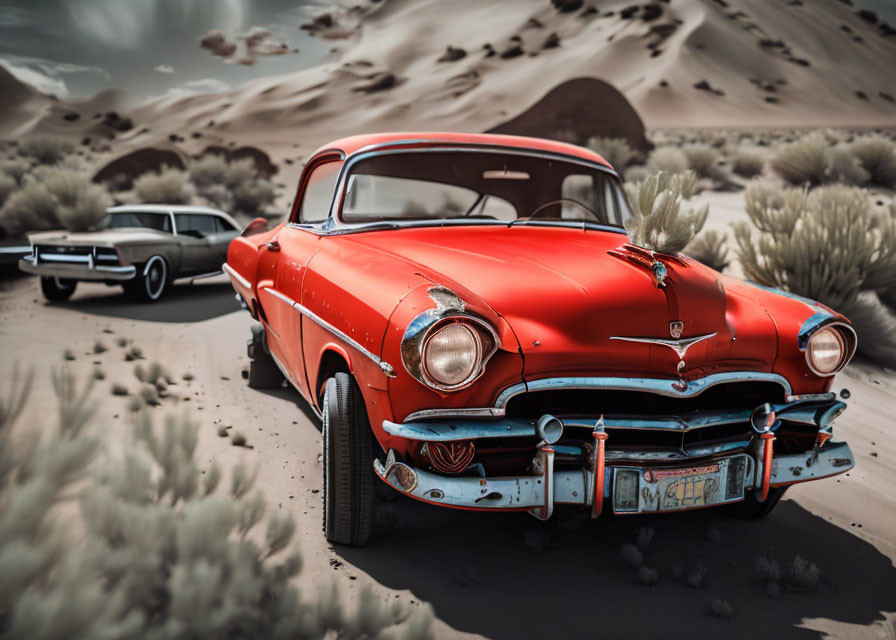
1;264;894;639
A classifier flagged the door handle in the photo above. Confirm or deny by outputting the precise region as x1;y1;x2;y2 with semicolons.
264;240;280;252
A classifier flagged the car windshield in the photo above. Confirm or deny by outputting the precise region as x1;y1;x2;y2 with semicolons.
104;211;171;232
340;150;632;228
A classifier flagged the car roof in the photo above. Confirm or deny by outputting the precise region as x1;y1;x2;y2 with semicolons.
108;204;227;215
309;132;612;169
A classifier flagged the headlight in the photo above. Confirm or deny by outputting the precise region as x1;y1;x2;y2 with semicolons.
422;322;482;388
806;327;845;375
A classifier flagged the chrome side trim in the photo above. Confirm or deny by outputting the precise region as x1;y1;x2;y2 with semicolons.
261;286;395;376
188;270;224;283
222;262;252;289
0;245;30;254
610;332;717;360
495;372;793;410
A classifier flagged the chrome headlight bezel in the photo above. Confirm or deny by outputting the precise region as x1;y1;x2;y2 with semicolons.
401;287;501;392
800;321;856;377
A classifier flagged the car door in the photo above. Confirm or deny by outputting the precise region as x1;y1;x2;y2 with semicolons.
174;213;216;276
257;155;342;398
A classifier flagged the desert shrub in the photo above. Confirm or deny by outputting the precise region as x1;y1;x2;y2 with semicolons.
787;555;821;590
732;148;765;178
586;137;634;174
682;144;720;179
635;526;654;551
710;598;734;619
0;180;58;236
686;230;730;271
1;370;435;640
637;566;658;586
0;157;33;184
772;134;828;186
134;167;192;204
686;559;708;589
624;171;708;255
191;157;275;215
734;183;896;365
825;145;870;185
0;173;15;209
649;146;689;173
18;135;75;165
850;136;896;187
38;167;111;231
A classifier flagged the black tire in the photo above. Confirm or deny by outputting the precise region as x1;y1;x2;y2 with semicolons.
726;487;788;518
128;255;168;302
246;324;284;389
323;372;374;546
40;276;77;301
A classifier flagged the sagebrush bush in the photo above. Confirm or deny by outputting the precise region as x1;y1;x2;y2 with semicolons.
0;370;434;640
734;182;896;365
0;180;58;236
850;136;896;187
0;173;14;209
135;167;192;204
649;147;689;174
710;598;734;619
825;145;870;186
686;230;730;272
772;134;828;186
682;144;720;179
0;157;32;184
190;157;275;214
586;137;634;174
732;148;765;178
18;135;75;165
38;167;111;231
620;543;644;568
624;171;708;255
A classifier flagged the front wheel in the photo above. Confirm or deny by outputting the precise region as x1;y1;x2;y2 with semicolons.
40;276;77;301
127;255;168;302
726;486;788;518
322;372;374;546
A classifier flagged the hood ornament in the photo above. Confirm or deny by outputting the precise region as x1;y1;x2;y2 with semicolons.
607;244;686;289
611;332;717;387
669;320;684;339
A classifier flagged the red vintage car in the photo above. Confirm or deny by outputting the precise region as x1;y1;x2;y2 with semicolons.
224;132;856;546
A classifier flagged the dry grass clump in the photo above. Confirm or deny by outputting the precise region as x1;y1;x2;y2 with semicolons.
649;147;689;174
637;566;658;586
18;135;75;165
620;543;644;568
1;371;434;639
0;157;32;184
772;134;828;186
686;230;730;272
635;526;654;551
586;137;634;175
732;148;765;178
850;136;896;188
135;166;193;204
825;146;870;186
735;182;896;365
624;171;708;255
190;156;275;215
0;180;59;236
710;598;734;619
682;144;721;179
37;167;111;231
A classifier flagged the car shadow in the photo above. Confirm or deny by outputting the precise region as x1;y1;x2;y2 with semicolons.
252;383;322;430
52;280;240;323
339;496;896;639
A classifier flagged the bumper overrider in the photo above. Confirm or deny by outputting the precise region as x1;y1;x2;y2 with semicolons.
374;391;855;519
19;254;136;281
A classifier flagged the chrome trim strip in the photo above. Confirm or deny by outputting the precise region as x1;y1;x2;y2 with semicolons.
495;372;793;410
0;245;30;254
188;270;224;282
260;286;395;376
222;263;252;289
610;332;717;360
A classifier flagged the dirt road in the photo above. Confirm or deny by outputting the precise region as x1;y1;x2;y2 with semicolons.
1;273;894;639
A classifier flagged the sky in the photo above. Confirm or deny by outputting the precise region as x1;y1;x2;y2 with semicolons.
1;0;895;101
0;0;331;100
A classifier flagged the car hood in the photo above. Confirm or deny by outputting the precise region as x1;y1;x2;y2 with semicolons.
27;228;171;246
346;225;779;380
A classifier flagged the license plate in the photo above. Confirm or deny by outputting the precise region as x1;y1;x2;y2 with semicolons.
612;455;751;513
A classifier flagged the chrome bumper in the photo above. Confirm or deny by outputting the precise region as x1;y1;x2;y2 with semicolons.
19;255;136;281
373;442;855;518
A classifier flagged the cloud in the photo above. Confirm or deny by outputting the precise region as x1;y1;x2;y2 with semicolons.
0;55;110;98
155;64;174;74
199;26;292;66
170;78;230;95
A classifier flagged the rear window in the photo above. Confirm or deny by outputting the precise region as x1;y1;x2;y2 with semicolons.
176;214;217;234
106;211;171;232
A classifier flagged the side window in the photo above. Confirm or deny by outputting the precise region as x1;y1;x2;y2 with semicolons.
297;161;341;224
214;216;236;232
176;214;216;235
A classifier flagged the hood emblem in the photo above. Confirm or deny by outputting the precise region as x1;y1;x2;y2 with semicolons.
610;332;717;385
670;321;684;339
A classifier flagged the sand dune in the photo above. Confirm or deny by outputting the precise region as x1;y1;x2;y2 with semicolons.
2;0;895;167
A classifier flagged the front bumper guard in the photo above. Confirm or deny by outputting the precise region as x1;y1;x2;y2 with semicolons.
19;255;136;281
373;441;855;518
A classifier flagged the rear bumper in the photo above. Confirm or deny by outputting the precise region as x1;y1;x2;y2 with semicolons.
19;256;136;281
373;441;854;517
